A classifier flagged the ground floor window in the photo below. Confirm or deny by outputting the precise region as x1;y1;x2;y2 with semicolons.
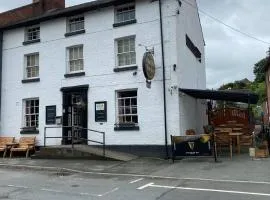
24;98;39;128
116;90;138;125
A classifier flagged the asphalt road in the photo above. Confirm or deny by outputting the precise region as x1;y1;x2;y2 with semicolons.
1;168;270;200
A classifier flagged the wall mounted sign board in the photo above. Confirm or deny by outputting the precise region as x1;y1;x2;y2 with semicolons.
95;101;107;122
46;105;56;125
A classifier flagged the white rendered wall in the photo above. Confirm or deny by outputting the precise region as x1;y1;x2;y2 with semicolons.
1;0;206;146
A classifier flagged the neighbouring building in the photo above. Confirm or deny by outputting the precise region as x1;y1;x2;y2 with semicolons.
264;57;270;124
0;0;206;157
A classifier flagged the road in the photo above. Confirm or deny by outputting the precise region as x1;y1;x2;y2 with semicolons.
0;168;270;200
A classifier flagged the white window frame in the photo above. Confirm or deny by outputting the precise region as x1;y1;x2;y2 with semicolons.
115;3;136;24
66;45;84;73
67;15;85;33
23;98;39;128
25;25;40;41
24;53;39;79
116;89;138;125
115;36;136;67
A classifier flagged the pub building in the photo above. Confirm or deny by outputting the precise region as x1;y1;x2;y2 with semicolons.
0;0;207;157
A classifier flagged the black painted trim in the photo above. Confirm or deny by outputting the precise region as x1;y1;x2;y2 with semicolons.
113;19;137;27
64;72;85;78
114;65;138;72
20;127;39;134
114;124;140;131
1;1;135;31
64;29;85;37
21;78;40;83
20;130;39;134
60;84;89;92
22;39;40;45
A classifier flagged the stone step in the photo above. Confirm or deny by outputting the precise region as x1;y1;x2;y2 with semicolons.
32;145;138;161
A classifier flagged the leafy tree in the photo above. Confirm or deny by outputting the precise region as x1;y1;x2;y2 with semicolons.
253;58;267;83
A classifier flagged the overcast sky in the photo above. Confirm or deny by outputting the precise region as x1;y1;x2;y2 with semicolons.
1;0;269;89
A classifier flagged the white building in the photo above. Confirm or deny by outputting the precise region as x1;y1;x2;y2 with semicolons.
0;0;206;157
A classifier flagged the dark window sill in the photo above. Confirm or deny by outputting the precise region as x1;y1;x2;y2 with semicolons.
64;72;85;78
113;19;137;28
65;29;86;37
20;127;39;134
22;78;40;83
114;65;138;72
22;39;40;45
114;124;140;131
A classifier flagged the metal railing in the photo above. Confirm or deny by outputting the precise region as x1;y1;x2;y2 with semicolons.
44;125;105;157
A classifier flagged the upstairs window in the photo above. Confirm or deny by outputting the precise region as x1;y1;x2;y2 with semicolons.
67;15;85;33
115;4;135;24
25;25;40;42
67;45;84;73
25;53;39;79
116;36;136;67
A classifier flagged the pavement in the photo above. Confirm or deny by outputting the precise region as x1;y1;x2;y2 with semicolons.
0;154;269;181
0;155;270;199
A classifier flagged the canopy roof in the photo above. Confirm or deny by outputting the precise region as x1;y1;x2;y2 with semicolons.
179;88;259;104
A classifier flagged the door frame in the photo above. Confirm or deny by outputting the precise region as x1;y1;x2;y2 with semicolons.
61;85;89;144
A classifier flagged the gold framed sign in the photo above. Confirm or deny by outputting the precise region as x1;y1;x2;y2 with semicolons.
142;52;155;80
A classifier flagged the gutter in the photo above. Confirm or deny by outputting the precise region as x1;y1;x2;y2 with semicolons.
159;0;168;158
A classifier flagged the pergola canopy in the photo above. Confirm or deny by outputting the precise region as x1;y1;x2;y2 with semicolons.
179;88;259;104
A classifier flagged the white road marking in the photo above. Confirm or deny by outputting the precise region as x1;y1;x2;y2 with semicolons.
41;188;62;193
7;185;28;189
2;164;270;186
141;183;270;197
129;178;144;184
137;182;154;190
98;187;119;197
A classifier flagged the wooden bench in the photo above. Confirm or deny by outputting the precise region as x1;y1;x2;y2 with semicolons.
0;137;14;158
10;136;36;158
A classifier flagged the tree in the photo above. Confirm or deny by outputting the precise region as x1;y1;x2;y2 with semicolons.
253;58;267;83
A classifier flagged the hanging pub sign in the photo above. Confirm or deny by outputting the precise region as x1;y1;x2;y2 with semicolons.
95;101;107;122
46;105;56;125
142;51;155;88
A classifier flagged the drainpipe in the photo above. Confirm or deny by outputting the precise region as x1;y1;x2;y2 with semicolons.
159;0;168;158
0;31;3;119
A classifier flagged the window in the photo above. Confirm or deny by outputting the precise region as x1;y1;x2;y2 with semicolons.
116;90;138;125
24;99;39;128
25;53;39;79
116;37;136;67
115;4;135;23
25;26;40;41
67;45;84;73
67;15;85;33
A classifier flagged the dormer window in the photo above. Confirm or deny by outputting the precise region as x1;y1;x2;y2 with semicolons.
113;4;136;27
65;15;85;37
23;25;40;45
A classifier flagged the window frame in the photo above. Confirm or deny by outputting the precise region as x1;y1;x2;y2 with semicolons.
66;45;84;74
24;53;39;79
67;15;85;33
115;89;138;127
25;25;40;42
115;3;136;24
22;98;39;129
115;36;136;68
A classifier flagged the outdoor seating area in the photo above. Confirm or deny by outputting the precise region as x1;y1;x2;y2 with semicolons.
213;120;253;159
0;136;36;158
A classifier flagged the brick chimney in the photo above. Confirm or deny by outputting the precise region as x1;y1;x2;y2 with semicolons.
0;0;65;28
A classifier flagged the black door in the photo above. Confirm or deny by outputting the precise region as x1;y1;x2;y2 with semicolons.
62;88;88;145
